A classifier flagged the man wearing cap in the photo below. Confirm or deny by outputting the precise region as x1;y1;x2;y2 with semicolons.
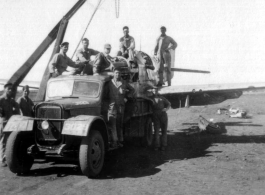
0;83;20;167
150;88;171;151
117;26;135;62
76;38;99;75
93;44;115;75
49;42;86;77
106;68;135;147
17;85;34;117
154;26;177;86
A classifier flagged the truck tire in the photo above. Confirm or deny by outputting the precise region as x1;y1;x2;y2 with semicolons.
142;116;153;147
79;130;105;178
6;131;34;174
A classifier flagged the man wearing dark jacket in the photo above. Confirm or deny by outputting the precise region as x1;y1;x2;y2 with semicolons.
17;85;34;117
151;88;171;151
93;44;115;75
0;83;20;167
106;68;135;147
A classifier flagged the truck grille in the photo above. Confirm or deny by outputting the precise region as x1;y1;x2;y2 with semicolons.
36;103;62;143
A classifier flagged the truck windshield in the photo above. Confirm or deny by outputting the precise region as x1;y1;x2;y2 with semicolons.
47;80;100;98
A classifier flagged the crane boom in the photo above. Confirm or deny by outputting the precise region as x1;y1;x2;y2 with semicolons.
7;0;87;99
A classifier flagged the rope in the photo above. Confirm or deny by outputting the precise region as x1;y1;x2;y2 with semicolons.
71;0;103;59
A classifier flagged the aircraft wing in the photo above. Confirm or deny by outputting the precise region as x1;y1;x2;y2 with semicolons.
158;82;265;109
0;79;40;90
158;82;265;95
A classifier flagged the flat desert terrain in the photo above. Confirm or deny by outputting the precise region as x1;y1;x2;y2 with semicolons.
1;92;265;195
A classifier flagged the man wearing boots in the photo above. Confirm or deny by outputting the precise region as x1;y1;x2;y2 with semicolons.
154;26;177;86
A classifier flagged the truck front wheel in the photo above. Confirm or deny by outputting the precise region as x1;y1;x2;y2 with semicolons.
6;131;34;174
79;130;105;178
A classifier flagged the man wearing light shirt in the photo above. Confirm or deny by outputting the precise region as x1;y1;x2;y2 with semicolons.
154;26;177;86
76;38;99;75
117;26;135;62
49;42;86;77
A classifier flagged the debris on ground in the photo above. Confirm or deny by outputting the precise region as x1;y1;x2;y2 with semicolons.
230;111;247;118
217;108;229;115
228;107;247;118
198;115;223;134
184;116;226;135
217;107;247;118
229;107;240;114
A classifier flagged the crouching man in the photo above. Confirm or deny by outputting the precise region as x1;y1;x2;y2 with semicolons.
0;83;20;167
151;88;171;151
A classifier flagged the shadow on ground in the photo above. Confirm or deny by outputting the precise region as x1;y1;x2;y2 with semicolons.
20;121;264;179
98;126;265;179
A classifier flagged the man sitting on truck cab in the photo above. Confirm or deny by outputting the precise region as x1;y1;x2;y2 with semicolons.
93;44;115;76
49;42;86;77
106;68;135;148
117;26;135;62
76;38;99;75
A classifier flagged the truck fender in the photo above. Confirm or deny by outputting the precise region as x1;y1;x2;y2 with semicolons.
3;115;34;132
62;115;108;138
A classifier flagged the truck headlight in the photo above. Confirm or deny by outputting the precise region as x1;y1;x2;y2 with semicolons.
41;120;49;130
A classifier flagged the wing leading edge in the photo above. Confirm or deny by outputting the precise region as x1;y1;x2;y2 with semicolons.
158;82;265;109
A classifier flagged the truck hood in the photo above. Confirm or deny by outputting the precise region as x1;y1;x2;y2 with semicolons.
46;97;100;110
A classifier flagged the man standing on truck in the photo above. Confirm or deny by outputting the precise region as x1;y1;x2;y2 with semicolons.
17;85;34;117
117;26;135;62
154;26;177;86
107;68;135;148
76;38;99;75
93;44;115;75
0;83;20;167
151;88;171;151
49;42;86;77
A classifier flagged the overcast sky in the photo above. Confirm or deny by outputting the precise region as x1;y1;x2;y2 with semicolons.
0;0;265;86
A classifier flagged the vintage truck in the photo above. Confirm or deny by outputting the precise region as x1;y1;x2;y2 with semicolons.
3;74;154;178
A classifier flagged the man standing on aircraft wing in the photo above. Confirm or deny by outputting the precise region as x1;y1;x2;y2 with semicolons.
17;85;34;117
117;26;135;62
76;38;99;75
0;83;20;167
151;88;171;151
154;26;177;86
93;44;115;75
49;42;86;77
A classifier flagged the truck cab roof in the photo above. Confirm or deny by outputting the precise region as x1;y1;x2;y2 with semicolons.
49;74;112;83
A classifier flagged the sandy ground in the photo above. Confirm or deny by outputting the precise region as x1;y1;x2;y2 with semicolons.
1;93;265;195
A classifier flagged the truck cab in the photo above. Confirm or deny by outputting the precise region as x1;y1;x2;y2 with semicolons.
36;75;111;149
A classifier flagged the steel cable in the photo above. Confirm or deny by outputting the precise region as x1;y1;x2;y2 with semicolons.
71;0;103;59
